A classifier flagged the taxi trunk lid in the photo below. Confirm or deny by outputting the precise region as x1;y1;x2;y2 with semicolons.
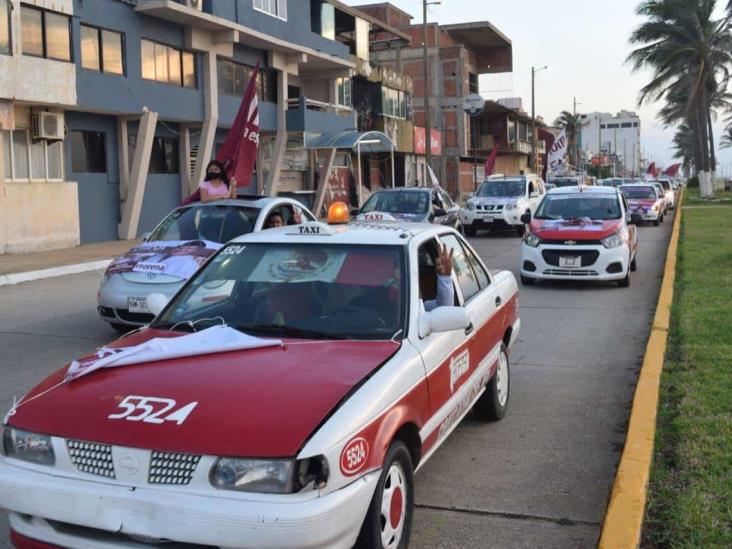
8;330;400;457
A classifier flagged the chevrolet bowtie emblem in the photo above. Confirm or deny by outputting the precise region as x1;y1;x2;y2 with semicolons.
564;240;577;245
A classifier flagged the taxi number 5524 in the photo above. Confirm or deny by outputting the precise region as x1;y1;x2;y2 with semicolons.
108;396;198;425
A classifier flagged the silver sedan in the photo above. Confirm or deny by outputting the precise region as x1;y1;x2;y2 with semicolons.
98;197;316;331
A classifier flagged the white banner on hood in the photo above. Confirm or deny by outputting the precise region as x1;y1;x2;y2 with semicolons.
66;326;282;381
548;129;568;173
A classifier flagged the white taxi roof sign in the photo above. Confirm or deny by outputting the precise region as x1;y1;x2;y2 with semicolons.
285;222;335;236
355;212;398;223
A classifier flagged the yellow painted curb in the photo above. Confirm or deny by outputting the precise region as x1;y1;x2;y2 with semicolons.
599;190;684;549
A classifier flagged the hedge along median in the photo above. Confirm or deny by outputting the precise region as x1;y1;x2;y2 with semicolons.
598;190;684;549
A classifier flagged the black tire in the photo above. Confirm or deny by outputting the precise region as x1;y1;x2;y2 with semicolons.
660;214;664;224
618;269;631;287
473;344;510;421
110;323;132;334
520;275;535;286
356;441;414;549
515;225;526;237
464;226;477;237
653;218;660;226
630;254;637;272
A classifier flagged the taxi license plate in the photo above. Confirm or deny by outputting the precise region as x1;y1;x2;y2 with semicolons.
128;297;149;314
559;256;581;268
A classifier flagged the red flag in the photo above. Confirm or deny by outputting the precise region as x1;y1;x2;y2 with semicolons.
647;162;659;178
484;146;500;177
216;63;260;188
664;163;681;177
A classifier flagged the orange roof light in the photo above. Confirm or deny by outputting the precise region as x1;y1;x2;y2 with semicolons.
327;201;350;224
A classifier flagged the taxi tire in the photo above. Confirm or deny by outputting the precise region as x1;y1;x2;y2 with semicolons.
355;440;414;549
631;255;637;272
653;218;660;226
520;275;535;286
515;225;526;237
473;344;510;421
464;226;477;237
618;268;631;288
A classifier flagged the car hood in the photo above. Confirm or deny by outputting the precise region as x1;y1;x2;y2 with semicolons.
7;329;400;457
530;218;621;240
471;196;521;206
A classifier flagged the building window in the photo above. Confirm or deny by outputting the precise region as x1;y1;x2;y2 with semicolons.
0;0;10;55
21;5;72;61
253;0;287;20
633;122;639;127
600;124;606;129
1;129;64;181
620;122;633;128
468;73;479;94
381;87;407;119
71;130;107;173
141;39;196;88
606;123;620;129
150;137;179;174
80;25;125;75
217;57;276;102
336;77;351;107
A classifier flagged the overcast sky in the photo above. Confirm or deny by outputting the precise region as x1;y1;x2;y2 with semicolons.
347;0;732;173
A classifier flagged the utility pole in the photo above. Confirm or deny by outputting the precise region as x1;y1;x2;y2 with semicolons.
423;0;439;172
530;65;547;174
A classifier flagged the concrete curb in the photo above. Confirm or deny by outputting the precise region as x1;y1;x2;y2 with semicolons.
598;191;684;549
0;259;112;287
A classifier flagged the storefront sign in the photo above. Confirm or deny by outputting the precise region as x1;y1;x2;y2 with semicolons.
414;127;442;156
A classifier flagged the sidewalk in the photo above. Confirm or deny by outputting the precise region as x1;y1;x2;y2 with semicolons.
0;240;138;285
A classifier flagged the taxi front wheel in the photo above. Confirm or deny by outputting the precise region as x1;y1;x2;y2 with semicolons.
356;441;414;549
473;344;510;421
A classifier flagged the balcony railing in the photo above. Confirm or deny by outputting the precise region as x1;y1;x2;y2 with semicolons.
287;97;353;116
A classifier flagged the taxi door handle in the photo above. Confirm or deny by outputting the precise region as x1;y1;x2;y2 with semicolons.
495;296;503;307
465;323;474;336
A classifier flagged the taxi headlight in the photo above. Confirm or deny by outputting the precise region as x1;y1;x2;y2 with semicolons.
100;275;110;287
209;456;329;493
2;427;55;465
601;230;624;249
523;231;540;248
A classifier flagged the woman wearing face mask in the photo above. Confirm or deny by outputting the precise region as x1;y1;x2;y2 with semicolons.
199;160;237;202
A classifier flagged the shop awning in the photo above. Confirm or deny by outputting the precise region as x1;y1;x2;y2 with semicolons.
307;131;395;154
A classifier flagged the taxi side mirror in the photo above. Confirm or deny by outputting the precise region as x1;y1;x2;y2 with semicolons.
419;306;471;338
147;293;170;317
433;207;447;218
520;212;532;224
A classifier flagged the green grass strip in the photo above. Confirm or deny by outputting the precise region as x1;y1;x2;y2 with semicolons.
643;188;732;547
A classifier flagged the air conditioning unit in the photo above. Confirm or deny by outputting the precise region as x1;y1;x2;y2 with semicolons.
187;0;204;10
31;112;65;141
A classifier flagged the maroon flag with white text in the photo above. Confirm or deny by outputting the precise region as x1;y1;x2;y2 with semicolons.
664;163;681;177
217;63;260;188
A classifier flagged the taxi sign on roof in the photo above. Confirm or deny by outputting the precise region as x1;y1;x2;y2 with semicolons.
285;222;335;236
355;212;398;223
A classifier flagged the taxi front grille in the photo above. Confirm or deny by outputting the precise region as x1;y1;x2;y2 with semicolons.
543;269;599;277
67;440;116;479
148;451;202;485
542;249;600;267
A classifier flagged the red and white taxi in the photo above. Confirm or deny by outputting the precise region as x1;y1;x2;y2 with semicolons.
0;220;520;549
519;186;638;287
621;183;666;226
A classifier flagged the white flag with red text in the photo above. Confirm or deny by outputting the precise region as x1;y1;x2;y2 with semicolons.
548;128;568;173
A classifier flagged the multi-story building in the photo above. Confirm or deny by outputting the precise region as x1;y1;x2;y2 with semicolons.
355;2;513;196
578;111;641;176
0;0;408;253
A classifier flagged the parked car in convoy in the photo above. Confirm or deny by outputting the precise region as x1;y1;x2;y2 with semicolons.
519;186;638;287
546;174;586;188
0;219;520;549
656;179;676;209
600;178;625;188
98;197;316;331
460;174;546;237
621;184;666;225
358;187;461;230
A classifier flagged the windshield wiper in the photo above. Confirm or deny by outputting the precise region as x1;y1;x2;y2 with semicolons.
234;324;348;340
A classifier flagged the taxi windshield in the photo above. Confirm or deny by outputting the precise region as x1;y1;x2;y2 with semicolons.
361;191;429;215
535;194;621;220
476;180;525;197
149;205;259;244
621;186;657;199
153;243;407;341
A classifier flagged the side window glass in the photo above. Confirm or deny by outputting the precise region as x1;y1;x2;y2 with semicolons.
432;191;444;210
464;242;490;289
440;234;480;302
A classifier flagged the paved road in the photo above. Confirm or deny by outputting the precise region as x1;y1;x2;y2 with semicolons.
0;215;674;548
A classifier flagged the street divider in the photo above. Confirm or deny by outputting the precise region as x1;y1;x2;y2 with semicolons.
599;190;684;549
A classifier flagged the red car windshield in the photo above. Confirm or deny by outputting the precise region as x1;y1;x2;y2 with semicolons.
154;243;407;341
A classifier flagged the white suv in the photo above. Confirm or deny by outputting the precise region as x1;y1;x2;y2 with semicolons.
461;174;546;237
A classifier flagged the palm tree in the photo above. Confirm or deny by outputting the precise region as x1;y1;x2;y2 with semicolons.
673;122;697;174
628;0;732;197
720;126;732;149
553;111;583;168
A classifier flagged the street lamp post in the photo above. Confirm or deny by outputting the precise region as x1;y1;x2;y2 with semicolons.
530;65;548;174
423;0;441;176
